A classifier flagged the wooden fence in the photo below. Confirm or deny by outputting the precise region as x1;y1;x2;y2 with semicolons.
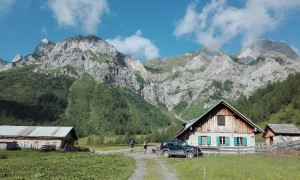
255;140;300;152
200;140;300;154
201;146;256;154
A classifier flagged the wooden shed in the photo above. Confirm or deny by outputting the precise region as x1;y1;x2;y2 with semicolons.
263;124;300;145
0;125;78;151
175;100;264;154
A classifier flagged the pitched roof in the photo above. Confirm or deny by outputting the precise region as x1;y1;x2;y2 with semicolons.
174;100;264;139
0;125;78;140
265;124;300;135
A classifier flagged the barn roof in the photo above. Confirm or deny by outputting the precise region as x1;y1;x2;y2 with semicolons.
0;125;78;140
265;124;300;135
174;100;264;139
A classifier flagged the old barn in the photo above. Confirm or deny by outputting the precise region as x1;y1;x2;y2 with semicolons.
263;124;300;145
0;125;78;151
175;100;264;154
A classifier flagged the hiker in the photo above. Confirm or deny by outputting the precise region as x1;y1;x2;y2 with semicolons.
130;138;135;152
143;140;148;154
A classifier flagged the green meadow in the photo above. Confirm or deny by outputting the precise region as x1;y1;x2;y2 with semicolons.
166;152;300;180
0;150;134;180
1;149;299;179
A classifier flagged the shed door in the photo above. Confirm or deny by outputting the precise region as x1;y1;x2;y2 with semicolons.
270;137;273;145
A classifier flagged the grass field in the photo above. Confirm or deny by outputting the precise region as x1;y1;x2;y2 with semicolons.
166;152;300;179
77;136;159;151
0;150;134;180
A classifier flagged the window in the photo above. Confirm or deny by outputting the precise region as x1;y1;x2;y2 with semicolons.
174;142;181;147
234;137;247;146
237;137;243;146
219;136;226;145
217;136;230;146
217;115;225;126
198;136;211;145
168;142;174;147
202;136;208;145
162;142;168;147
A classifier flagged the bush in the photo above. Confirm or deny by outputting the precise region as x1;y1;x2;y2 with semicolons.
0;154;8;159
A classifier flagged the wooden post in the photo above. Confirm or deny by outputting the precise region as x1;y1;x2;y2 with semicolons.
203;165;206;180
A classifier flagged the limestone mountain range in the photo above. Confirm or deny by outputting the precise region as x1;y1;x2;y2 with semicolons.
1;35;299;120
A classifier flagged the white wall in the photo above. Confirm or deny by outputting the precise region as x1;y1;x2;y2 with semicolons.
184;132;256;147
0;139;62;150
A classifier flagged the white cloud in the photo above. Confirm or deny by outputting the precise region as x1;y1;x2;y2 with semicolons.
173;2;199;37
174;0;300;50
48;0;109;34
41;27;48;35
41;27;48;34
0;0;16;16
106;30;160;60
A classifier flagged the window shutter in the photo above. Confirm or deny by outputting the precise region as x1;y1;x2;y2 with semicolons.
198;136;202;145
207;136;211;145
226;136;230;146
234;137;238;146
216;136;220;146
243;137;247;146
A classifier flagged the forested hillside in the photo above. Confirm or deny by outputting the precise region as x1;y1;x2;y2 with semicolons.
0;65;180;138
233;73;300;127
0;65;74;124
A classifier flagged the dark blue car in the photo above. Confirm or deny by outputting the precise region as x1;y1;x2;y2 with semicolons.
159;140;201;158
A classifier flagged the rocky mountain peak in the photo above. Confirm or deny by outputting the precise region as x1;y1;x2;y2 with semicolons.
12;54;23;63
249;39;298;60
50;35;118;57
196;48;223;57
0;58;5;64
34;39;55;57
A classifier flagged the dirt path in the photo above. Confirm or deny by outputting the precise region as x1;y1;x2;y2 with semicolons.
94;146;178;180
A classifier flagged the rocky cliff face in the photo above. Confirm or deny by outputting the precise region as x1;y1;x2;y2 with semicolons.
0;58;12;71
143;40;300;112
32;35;145;92
1;36;299;119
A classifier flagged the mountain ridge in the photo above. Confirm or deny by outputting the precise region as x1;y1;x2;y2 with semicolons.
1;35;300;121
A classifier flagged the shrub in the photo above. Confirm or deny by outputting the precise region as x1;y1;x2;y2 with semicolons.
0;154;8;159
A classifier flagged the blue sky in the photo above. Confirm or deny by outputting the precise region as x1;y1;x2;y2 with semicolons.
1;0;300;62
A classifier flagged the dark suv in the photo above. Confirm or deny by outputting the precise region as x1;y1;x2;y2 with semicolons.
160;140;201;158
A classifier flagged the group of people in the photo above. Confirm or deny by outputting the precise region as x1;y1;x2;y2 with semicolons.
129;138;148;154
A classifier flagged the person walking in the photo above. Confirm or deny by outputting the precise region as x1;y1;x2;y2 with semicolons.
130;138;135;153
143;140;148;154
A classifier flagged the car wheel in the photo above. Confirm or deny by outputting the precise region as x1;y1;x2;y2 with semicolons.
163;151;170;158
186;151;194;158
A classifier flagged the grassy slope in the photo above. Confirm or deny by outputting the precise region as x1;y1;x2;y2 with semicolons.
179;98;206;120
0;65;179;138
0;65;74;125
143;55;191;74
64;73;179;137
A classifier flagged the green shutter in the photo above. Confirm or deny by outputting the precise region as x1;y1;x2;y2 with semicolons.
243;137;247;146
234;137;238;146
226;137;230;146
198;136;202;145
216;136;220;146
207;136;211;145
